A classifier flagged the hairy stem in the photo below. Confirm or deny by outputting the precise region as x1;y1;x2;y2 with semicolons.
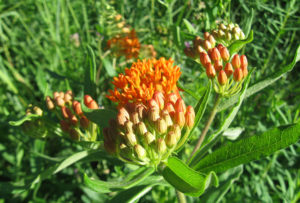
176;190;187;203
188;95;222;161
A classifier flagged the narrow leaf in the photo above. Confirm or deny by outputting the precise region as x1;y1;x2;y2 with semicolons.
83;108;117;128
84;45;96;97
108;185;153;203
102;57;116;77
189;69;253;167
9;114;41;126
183;19;196;34
218;45;300;112
200;165;243;203
177;81;199;100
194;122;300;173
162;157;218;197
84;167;155;193
228;30;253;55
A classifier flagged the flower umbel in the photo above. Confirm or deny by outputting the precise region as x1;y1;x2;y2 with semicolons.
107;57;181;106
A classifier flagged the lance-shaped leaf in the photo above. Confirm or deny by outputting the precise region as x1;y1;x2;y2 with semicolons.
84;167;155;193
84;45;97;97
193;122;300;173
9;114;41;126
189;69;253;167
218;45;300;112
162;157;218;197
228;30;254;55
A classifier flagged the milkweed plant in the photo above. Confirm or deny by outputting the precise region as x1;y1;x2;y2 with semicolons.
8;2;300;202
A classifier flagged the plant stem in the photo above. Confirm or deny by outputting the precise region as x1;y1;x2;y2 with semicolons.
188;95;222;161
176;190;187;203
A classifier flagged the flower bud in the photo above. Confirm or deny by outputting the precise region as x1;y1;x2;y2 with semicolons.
204;32;210;40
130;111;140;124
148;99;159;110
125;132;137;147
136;104;146;119
153;91;164;109
33;106;43;116
171;124;181;140
193;36;202;47
196;45;205;54
125;120;134;133
162;113;173;127
115;14;122;21
219;23;226;30
61;106;70;119
166;93;178;105
204;40;212;50
231;54;241;69
64;92;73;104
46;96;55;110
175;98;186;113
55;96;65;107
157;138;167;154
156;118;167;134
185;106;195;128
59;91;64;98
165;131;177;148
224;63;234;76
60;120;70;132
144;132;155;144
220;47;230;61
218;30;225;38
80;116;89;128
211;48;220;61
200;52;211;67
241;66;248;78
84;95;93;106
53;92;60;98
240;55;248;69
206;63;216;78
148;107;160;122
214;60;223;72
69;115;78;126
69;129;79;140
208;35;216;47
233;68;243;82
175;111;185;127
218;70;228;86
119;107;130;120
136;122;147;135
164;102;175;115
225;32;232;41
217;44;224;51
87;100;98;109
134;144;146;160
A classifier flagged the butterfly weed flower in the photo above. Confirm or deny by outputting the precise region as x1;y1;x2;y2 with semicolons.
105;58;195;167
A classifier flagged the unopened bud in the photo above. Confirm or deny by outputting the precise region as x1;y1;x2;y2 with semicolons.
241;66;248;78
175;98;186;113
33;106;43;116
46;96;55;110
60;120;70;132
136;122;147;135
217;44;224;51
125;121;134;133
148;99;159;110
80;116;89;128
64;92;73;104
193;36;202;47
162;113;173;127
225;32;232;41
171;124;181;140
55;97;65;107
185;106;195;128
59;91;64;98
206;63;216;78
87;100;98;109
204;32;210;40
175;111;185;127
157;138;167;154
224;63;234;76
219;23;226;30
156;118;167;134
233;68;243;82
117;112;128;126
136;104;146;119
214;60;223;72
53;92;60;98
231;54;241;69
115;14;122;21
204;40;212;50
144;132;155;144
218;70;228;86
196;45;205;54
72;101;83;117
165;131;177;148
84;95;93;106
200;52;211;67
131;112;140;124
208;35;216;47
153;91;164;109
61;106;70;119
148;107;160;122
220;47;230;61
125;132;137;147
240;55;248;69
69;129;79;140
134;144;146;160
166;93;178;105
122;27;130;33
69;115;78;126
211;48;221;61
218;30;225;38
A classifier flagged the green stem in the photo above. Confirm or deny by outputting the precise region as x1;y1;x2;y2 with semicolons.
188;95;222;161
176;190;187;203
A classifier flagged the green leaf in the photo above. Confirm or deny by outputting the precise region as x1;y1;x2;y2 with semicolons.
176;81;199;100
200;166;243;203
218;45;300;112
108;185;153;203
36;67;47;95
183;19;196;34
228;30;253;55
102;57;116;77
189;69;253;167
176;81;211;150
84;45;97;97
162;157;218;197
83;108;117;128
193;122;300;173
84;167;155;193
242;8;254;36
9;114;41;126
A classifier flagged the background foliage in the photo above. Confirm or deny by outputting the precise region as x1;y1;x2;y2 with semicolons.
0;0;299;202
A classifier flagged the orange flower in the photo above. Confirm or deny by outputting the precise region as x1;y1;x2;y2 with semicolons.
107;29;141;59
107;57;181;106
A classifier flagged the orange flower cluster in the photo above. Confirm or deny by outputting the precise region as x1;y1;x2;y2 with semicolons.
107;29;141;59
107;58;181;106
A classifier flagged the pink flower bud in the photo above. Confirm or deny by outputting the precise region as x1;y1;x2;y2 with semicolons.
55;97;65;107
166;93;178;105
204;32;210;40
148;99;159;110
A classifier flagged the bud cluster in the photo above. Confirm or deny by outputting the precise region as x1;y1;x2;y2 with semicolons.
22;105;47;138
103;91;195;167
211;22;245;46
46;91;99;141
199;44;249;96
184;32;216;58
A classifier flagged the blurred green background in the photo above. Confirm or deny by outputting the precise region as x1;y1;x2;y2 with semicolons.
0;0;299;202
